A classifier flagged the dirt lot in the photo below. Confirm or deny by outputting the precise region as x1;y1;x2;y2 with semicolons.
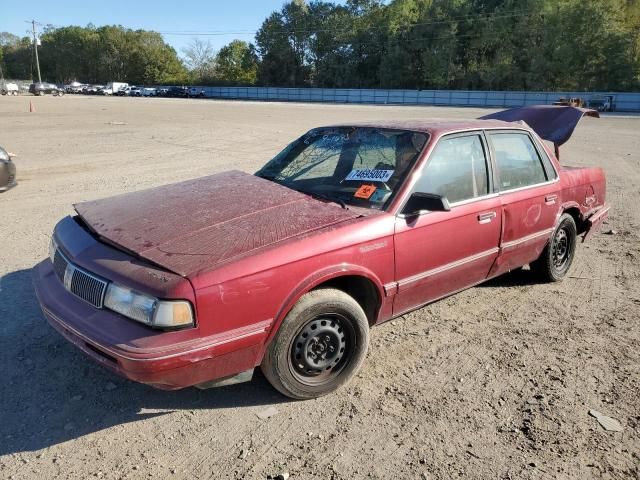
0;96;638;480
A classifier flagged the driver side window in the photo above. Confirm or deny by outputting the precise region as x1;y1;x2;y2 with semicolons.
413;134;490;204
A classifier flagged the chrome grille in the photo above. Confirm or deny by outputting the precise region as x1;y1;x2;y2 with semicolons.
52;248;108;309
70;268;107;308
53;250;68;282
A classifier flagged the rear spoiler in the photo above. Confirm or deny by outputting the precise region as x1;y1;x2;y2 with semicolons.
479;105;599;159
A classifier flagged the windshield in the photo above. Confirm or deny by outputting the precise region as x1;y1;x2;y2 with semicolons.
256;127;428;210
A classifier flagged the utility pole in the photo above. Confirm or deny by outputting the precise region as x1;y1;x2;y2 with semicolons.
28;20;42;83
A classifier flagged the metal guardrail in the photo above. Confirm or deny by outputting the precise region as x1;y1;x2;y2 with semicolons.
194;86;640;112
4;80;638;111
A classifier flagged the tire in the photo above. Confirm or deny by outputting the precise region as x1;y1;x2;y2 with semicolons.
531;213;577;282
261;288;370;400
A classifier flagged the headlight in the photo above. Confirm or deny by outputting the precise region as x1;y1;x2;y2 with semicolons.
0;146;9;163
104;283;194;329
49;236;58;263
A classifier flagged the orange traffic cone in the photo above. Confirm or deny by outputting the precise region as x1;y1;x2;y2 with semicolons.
29;101;35;113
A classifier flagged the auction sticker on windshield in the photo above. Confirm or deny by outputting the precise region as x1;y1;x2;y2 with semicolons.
345;169;394;182
354;185;377;199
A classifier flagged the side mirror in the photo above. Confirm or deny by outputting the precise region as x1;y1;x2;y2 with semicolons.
402;192;451;216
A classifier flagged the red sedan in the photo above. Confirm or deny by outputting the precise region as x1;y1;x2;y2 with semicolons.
34;106;609;399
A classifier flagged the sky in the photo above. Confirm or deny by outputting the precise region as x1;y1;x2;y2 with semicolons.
2;0;344;56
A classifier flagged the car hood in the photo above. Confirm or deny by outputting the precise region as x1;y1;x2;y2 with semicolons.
74;170;361;277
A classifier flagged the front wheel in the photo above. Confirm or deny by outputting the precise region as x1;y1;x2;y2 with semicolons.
531;213;577;282
261;288;369;400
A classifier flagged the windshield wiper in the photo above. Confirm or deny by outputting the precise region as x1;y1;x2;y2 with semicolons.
305;191;348;210
260;177;348;210
256;172;278;181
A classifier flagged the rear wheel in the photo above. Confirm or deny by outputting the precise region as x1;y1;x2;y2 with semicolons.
261;288;369;400
531;213;577;282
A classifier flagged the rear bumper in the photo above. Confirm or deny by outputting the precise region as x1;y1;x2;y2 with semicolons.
583;203;610;242
33;260;269;390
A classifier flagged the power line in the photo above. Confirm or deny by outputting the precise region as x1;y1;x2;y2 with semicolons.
157;9;538;37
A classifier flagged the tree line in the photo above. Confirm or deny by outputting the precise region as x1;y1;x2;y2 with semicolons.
0;27;188;85
1;0;639;91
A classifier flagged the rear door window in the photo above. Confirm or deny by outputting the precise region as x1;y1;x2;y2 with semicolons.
489;133;549;190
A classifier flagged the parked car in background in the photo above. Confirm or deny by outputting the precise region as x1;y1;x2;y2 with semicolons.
100;82;129;95
65;81;86;94
0;146;17;192
115;86;135;96
128;87;142;97
82;85;104;95
552;97;585;108
188;87;206;98
1;82;20;96
166;86;188;98
29;82;64;96
156;87;169;96
34;106;608;399
141;87;157;97
589;95;614;112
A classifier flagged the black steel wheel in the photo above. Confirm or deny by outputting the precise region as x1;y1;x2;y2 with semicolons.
262;288;369;400
531;213;577;282
289;313;354;385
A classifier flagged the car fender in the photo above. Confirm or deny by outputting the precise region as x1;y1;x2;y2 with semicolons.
556;200;581;224
261;263;386;350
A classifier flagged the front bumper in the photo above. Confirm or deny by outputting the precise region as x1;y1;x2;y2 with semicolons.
33;260;269;390
0;180;16;192
0;162;17;192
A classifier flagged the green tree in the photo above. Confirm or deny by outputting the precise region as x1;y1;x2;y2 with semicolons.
256;0;313;86
2;1;639;91
215;40;259;84
4;25;187;84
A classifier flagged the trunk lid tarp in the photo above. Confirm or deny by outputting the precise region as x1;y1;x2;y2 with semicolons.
75;170;359;277
480;105;599;155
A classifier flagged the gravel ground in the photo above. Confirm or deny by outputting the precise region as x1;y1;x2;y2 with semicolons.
0;96;638;480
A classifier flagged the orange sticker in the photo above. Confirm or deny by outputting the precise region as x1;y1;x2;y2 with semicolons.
354;184;377;199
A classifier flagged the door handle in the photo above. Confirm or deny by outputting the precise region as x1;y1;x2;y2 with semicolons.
545;194;558;205
478;211;497;224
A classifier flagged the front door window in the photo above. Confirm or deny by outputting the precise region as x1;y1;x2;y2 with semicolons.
413;134;490;204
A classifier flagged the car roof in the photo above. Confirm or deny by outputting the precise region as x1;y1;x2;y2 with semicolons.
326;119;521;136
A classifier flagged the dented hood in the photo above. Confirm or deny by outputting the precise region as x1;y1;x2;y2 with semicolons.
75;171;360;277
